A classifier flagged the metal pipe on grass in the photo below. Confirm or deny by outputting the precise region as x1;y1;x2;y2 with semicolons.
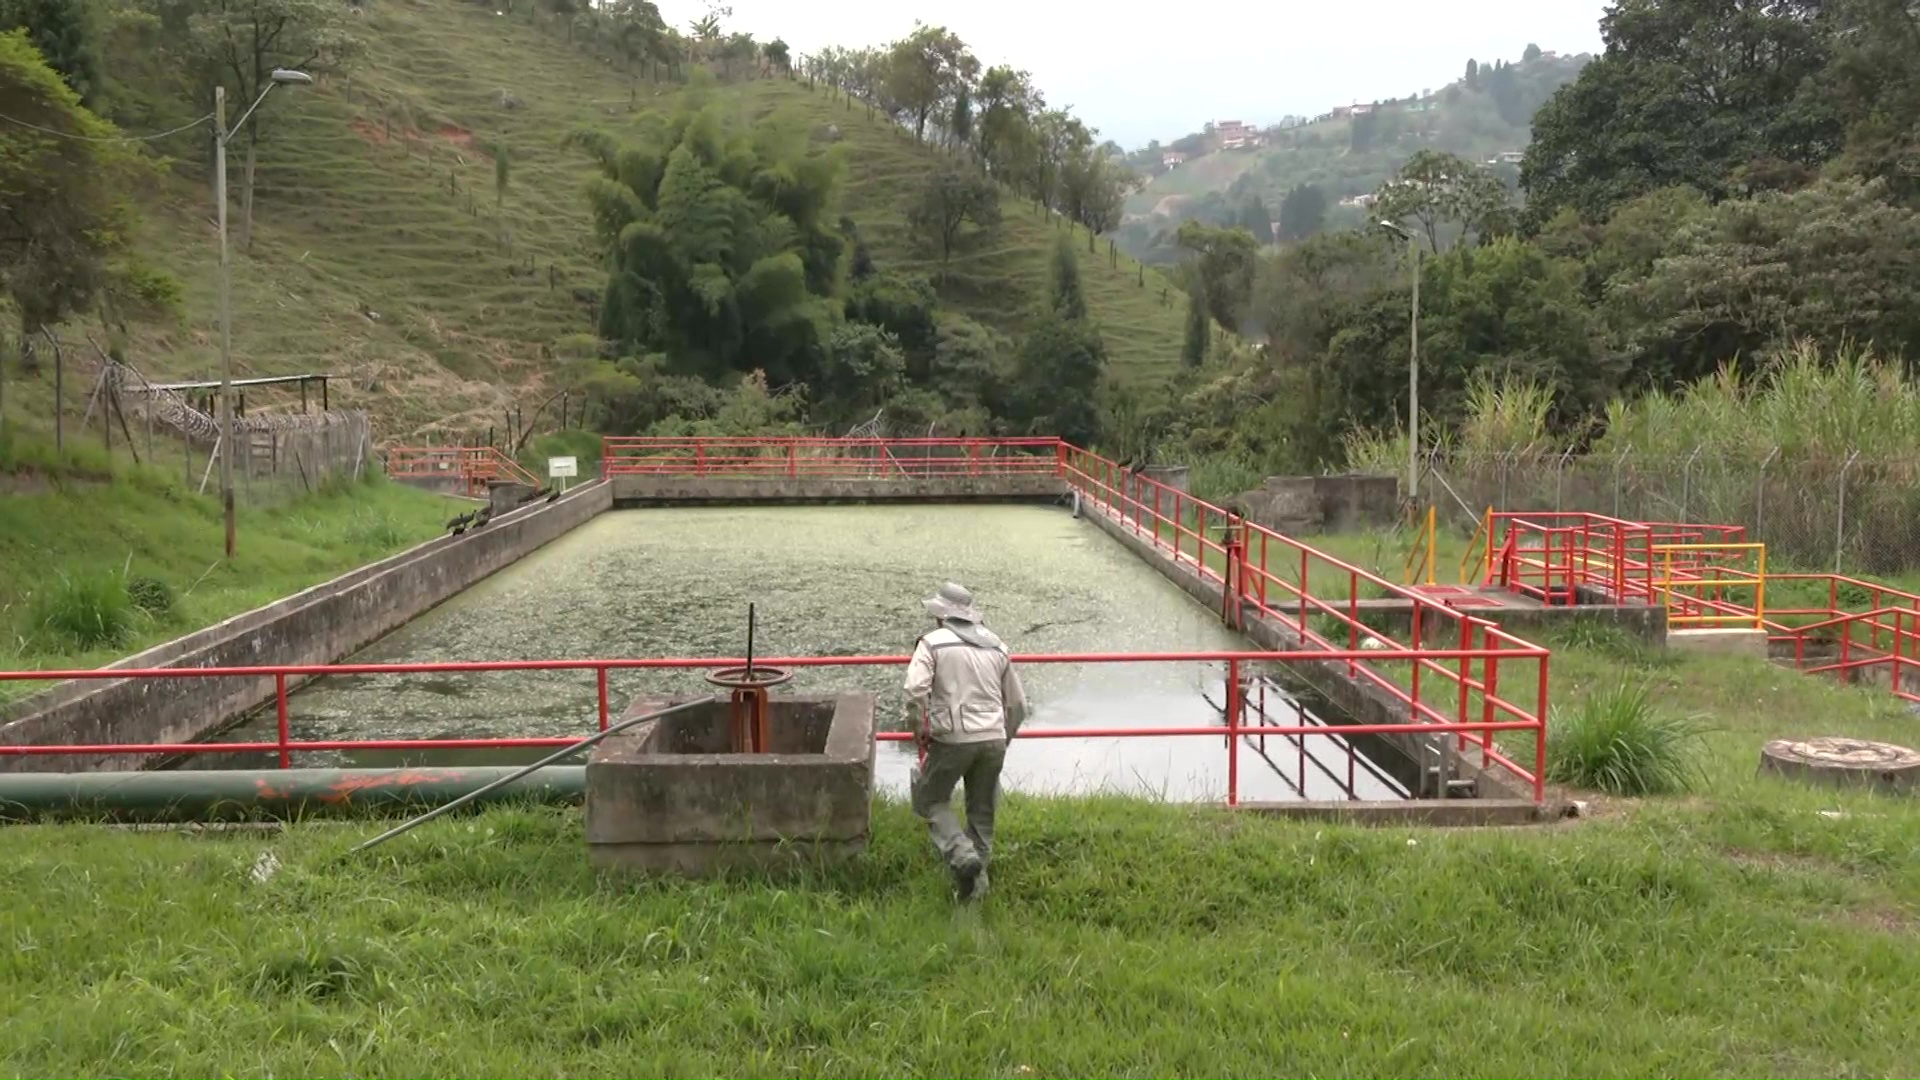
349;695;715;855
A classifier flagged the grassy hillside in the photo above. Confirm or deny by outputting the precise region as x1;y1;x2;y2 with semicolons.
1119;52;1589;263
3;0;1188;449
0;438;460;701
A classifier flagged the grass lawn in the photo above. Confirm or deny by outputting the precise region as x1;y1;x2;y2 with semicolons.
2;783;1917;1076
0;439;462;703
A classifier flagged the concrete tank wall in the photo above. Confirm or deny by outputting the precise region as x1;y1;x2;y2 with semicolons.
611;474;1067;506
0;481;613;772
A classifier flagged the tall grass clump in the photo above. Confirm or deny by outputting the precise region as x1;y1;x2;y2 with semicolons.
1591;341;1920;460
29;570;137;651
1547;683;1702;795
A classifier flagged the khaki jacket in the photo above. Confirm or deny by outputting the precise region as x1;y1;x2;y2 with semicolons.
904;622;1028;743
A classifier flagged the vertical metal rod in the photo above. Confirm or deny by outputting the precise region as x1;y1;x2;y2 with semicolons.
596;666;609;731
275;672;290;769
1225;658;1240;807
745;603;756;681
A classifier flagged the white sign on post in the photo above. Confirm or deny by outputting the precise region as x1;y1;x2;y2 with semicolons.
548;455;578;490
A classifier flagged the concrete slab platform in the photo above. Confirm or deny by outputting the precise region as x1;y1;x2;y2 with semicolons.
1669;628;1768;658
585;694;876;876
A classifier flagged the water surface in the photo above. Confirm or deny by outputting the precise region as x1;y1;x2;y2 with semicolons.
222;505;1400;800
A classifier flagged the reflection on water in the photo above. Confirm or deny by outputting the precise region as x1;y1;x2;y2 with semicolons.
213;505;1404;801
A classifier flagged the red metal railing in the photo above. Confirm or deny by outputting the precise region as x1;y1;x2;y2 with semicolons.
386;446;542;494
1768;573;1920;701
1057;445;1550;798
1482;511;1658;605
0;650;1541;805
601;436;1060;478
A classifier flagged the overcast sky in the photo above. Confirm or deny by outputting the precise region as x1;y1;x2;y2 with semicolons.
657;0;1612;147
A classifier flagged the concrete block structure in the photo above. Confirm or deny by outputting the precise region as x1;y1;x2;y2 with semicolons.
585;693;876;875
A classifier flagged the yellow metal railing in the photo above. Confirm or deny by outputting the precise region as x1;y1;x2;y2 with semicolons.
1402;505;1438;586
1460;506;1493;585
1654;542;1768;630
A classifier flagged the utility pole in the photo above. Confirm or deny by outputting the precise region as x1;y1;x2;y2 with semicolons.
1407;239;1422;511
215;84;235;557
211;69;310;557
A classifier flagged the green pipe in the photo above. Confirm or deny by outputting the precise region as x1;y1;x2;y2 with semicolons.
0;766;586;824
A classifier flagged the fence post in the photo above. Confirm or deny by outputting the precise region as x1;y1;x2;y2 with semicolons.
597;666;610;731
1836;449;1861;573
1680;445;1703;523
1755;446;1779;540
1612;447;1631;519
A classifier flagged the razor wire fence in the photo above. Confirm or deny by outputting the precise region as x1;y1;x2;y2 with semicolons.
1424;449;1920;576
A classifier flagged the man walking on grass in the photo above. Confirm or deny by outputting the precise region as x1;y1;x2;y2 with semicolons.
905;582;1028;902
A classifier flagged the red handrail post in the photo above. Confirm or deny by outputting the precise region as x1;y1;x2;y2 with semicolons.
1481;633;1500;767
1409;602;1424;721
1534;650;1549;804
1456;619;1473;749
1346;570;1359;677
597;666;610;731
787;445;797;479
696;442;707;477
275;672;291;769
1225;657;1241;807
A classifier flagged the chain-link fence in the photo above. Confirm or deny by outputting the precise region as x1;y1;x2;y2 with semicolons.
1426;450;1920;576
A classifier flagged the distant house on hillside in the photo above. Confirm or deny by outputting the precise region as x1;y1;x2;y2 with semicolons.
1212;119;1252;150
1330;105;1352;119
1495;150;1525;164
1339;192;1378;208
1350;102;1375;116
1162;151;1188;168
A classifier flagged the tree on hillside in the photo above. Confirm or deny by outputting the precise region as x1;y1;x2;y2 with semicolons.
1521;0;1838;222
762;36;789;75
846;271;938;363
1349;108;1378;153
1058;140;1126;239
0;30;153;344
1277;182;1329;242
883;23;976;142
0;0;100;104
1373;150;1513;253
178;0;361;252
1046;230;1086;322
1182;276;1209;367
1606;177;1920;385
1175;220;1258;330
569;101;845;387
1523;42;1543;63
907;162;1000;266
1237;195;1270;243
946;84;972;150
1464;58;1480;90
1823;0;1920;205
1008;237;1104;445
974;64;1042;179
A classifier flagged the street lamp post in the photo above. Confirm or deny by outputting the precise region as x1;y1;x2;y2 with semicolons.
1377;219;1421;512
215;68;311;557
